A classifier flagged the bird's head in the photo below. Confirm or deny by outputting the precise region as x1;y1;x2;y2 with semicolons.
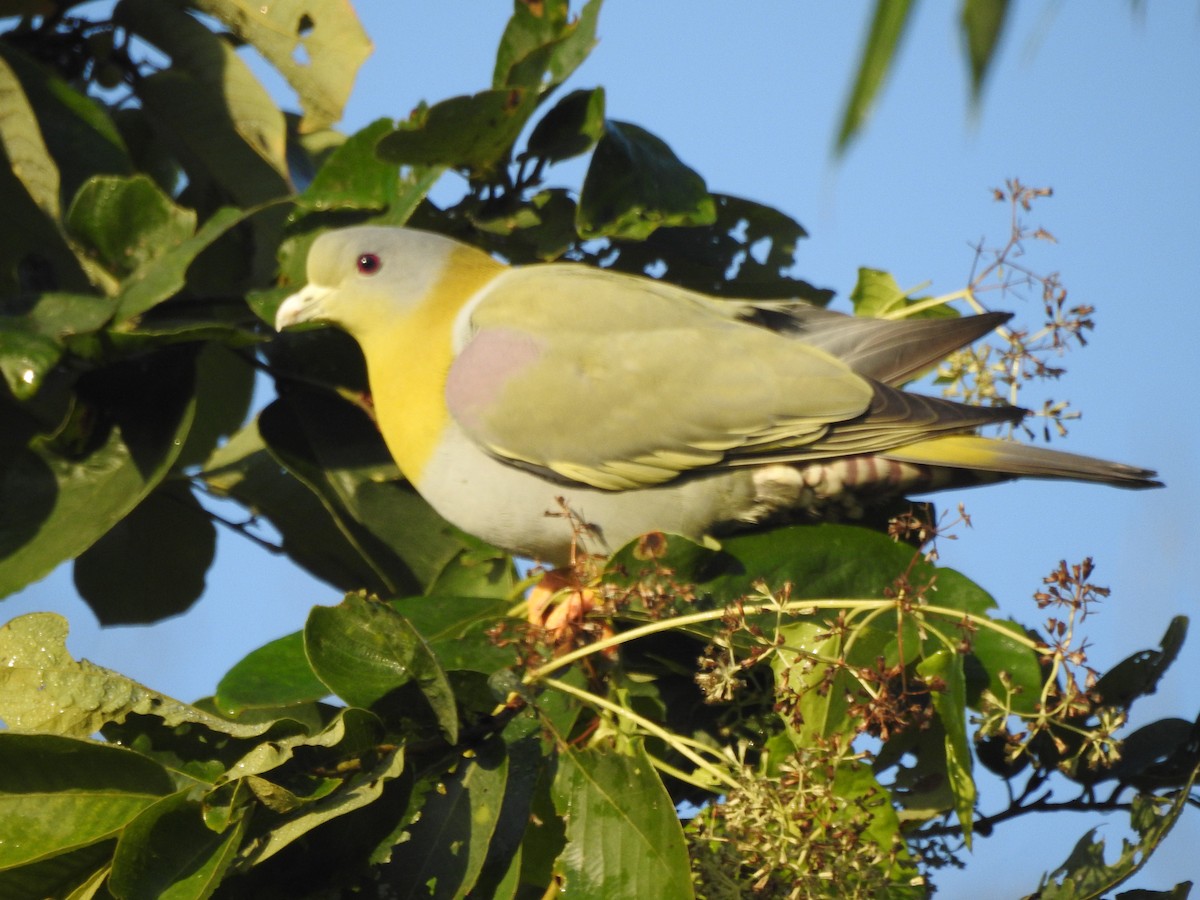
274;226;477;339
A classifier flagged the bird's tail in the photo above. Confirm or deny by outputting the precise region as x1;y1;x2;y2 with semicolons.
880;435;1161;489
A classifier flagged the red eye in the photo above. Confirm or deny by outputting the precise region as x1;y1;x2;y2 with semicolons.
356;253;382;275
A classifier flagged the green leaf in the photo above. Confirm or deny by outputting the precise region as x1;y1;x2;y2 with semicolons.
961;0;1011;101
66;175;197;280
175;341;256;469
0;50;61;221
235;709;406;866
849;266;952;319
772;619;853;746
0;840;114;900
190;0;372;133
376;88;541;175
305;594;459;742
200;416;397;594
0;350;197;599
836;0;918;154
1032;763;1200;898
592;192;831;303
296;118;398;212
215;631;329;715
259;389;469;594
72;480;217;626
552;742;693;898
379;736;511;897
0;42;130;210
0;612;279;740
577;120;715;240
493;0;602;90
108;790;247;900
526;87;606;163
116;0;290;204
0;326;62;399
0;733;174;868
917;649;975;845
112;205;257;322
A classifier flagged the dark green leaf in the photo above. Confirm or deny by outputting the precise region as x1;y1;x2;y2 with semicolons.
552;742;693;898
305;593;459;742
296;118;399;213
836;0;918;154
175;342;256;469
0;41;131;209
376;89;541;175
1092;616;1187;710
73;480;216;625
215;631;329;715
0;350;197;599
108;790;247;900
526;87;606;163
592;193;831;303
961;0;1011;101
1033;764;1199;898
112;205;256;322
379;736;510;897
66;174;196;279
493;0;602;90
259;388;468;594
0;840;114;900
577;119;715;240
199;416;400;595
0;326;62;399
0;733;173;868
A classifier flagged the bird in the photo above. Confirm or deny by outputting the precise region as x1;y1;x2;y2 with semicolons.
274;225;1160;566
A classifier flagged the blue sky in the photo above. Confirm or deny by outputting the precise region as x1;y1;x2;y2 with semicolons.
7;3;1200;894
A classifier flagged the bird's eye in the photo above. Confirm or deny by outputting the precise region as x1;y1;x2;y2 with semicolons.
356;253;382;275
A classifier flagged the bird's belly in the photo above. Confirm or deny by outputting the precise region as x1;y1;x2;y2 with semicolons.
415;426;757;565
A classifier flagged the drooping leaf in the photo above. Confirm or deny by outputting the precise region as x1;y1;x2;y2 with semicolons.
305;593;459;742
0;733;174;869
961;0;1011;101
73;480;217;626
1091;616;1187;711
108;790;248;900
918;649;975;845
115;0;291;204
378;736;511;897
0;50;61;220
0;350;197;599
190;0;372;133
0;41;131;208
552;742;693;898
259;388;470;594
835;0;918;154
577;119;715;240
525;87;606;163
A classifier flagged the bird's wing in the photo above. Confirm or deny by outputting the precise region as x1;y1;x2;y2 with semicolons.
733;301;1011;386
446;264;1019;490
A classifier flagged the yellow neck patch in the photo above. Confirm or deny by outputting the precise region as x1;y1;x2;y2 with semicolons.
358;247;504;482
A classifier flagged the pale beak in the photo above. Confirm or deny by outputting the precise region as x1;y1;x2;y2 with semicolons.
275;284;332;330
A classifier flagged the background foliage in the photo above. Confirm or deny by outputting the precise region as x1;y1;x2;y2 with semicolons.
0;1;1196;898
